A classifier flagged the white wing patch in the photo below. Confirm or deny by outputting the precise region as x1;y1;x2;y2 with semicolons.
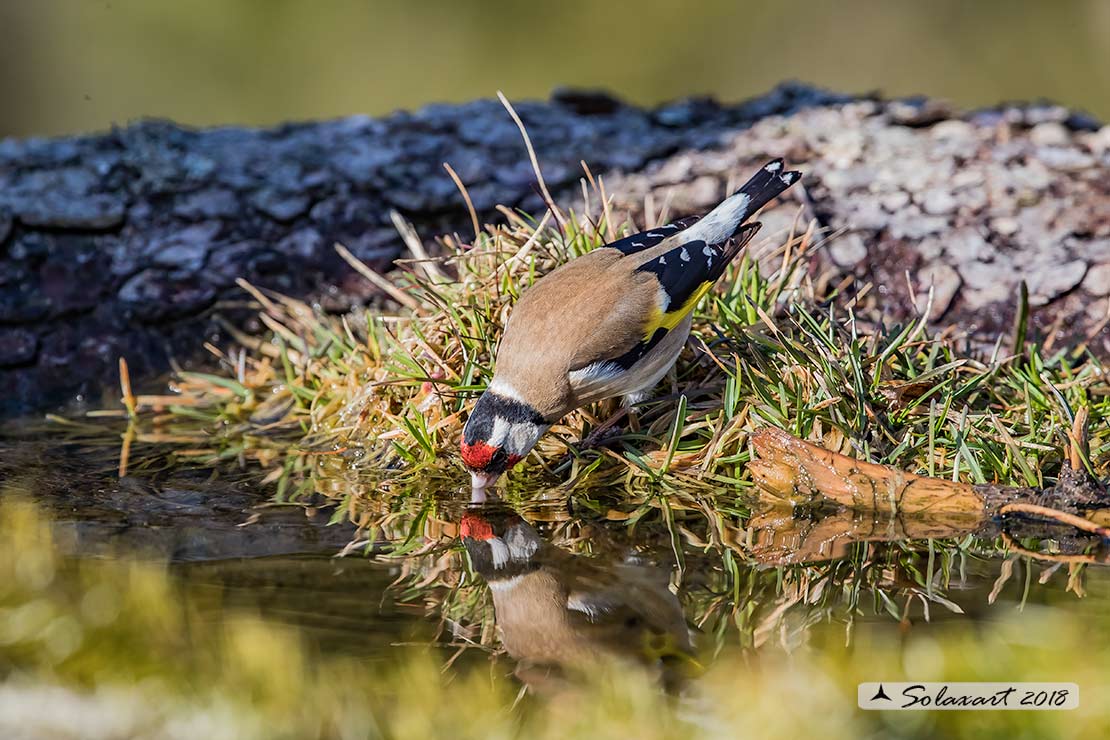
656;284;670;312
682;192;751;245
679;247;690;262
569;360;623;386
568;360;629;405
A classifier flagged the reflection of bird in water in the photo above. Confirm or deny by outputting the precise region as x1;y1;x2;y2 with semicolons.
460;500;696;692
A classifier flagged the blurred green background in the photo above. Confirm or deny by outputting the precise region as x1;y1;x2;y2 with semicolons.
1;0;1108;138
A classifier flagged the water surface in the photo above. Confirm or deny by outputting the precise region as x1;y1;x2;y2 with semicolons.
2;424;1109;728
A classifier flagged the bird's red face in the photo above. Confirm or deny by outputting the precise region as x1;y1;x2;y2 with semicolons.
460;439;524;491
459;505;540;574
461;388;548;490
460;440;523;474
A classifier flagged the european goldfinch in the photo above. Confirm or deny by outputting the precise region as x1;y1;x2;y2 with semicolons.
462;160;801;490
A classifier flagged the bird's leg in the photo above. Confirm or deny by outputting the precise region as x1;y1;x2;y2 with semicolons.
626;409;641;434
554;406;632;471
579;406;629;450
623;389;653;434
576;384;659;453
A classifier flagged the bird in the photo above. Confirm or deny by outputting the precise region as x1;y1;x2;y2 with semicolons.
461;160;802;491
459;500;695;692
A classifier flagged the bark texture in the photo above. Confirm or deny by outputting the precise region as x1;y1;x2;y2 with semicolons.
2;84;1107;416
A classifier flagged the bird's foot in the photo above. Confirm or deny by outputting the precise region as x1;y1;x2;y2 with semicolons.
554;412;629;470
580;407;631;450
579;423;624;451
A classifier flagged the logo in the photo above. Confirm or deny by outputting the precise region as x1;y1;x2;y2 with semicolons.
869;684;892;702
858;683;1079;711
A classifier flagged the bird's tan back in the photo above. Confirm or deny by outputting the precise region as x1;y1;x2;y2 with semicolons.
494;248;658;418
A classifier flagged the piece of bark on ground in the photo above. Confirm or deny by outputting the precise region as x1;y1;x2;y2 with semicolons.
747;424;1110;536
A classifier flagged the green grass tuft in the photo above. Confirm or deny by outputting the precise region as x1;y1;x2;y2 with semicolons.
100;182;1108;510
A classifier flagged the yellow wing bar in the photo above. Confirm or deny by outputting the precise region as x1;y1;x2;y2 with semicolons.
642;280;713;341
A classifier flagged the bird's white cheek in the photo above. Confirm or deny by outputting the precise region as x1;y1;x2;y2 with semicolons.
490;418;511;447
508;422;546;453
488;537;511;569
490;418;546;455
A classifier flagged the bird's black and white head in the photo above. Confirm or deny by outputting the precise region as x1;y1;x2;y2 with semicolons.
461;380;549;491
459;503;543;578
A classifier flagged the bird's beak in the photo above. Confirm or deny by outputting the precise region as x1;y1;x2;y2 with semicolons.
470;471;500;496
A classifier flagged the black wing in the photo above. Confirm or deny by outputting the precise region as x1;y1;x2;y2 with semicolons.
731;159;802;215
635;223;762;321
596;223;762;373
604;215;701;256
569;161;800;393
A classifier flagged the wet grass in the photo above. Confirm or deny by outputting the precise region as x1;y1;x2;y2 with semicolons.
47;148;1108;652
83;153;1110;542
15;109;1105;736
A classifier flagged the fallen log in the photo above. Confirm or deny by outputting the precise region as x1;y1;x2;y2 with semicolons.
749;426;1026;520
748;416;1110;555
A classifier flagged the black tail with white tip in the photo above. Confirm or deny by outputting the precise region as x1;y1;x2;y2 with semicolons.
681;159;801;246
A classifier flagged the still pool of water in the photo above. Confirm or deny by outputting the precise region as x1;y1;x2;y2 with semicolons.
2;427;1109;737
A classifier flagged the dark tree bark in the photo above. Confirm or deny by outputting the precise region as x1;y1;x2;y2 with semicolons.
1;84;1106;417
0;84;853;416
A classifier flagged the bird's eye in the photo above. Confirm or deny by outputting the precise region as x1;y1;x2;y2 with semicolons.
489;448;508;468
